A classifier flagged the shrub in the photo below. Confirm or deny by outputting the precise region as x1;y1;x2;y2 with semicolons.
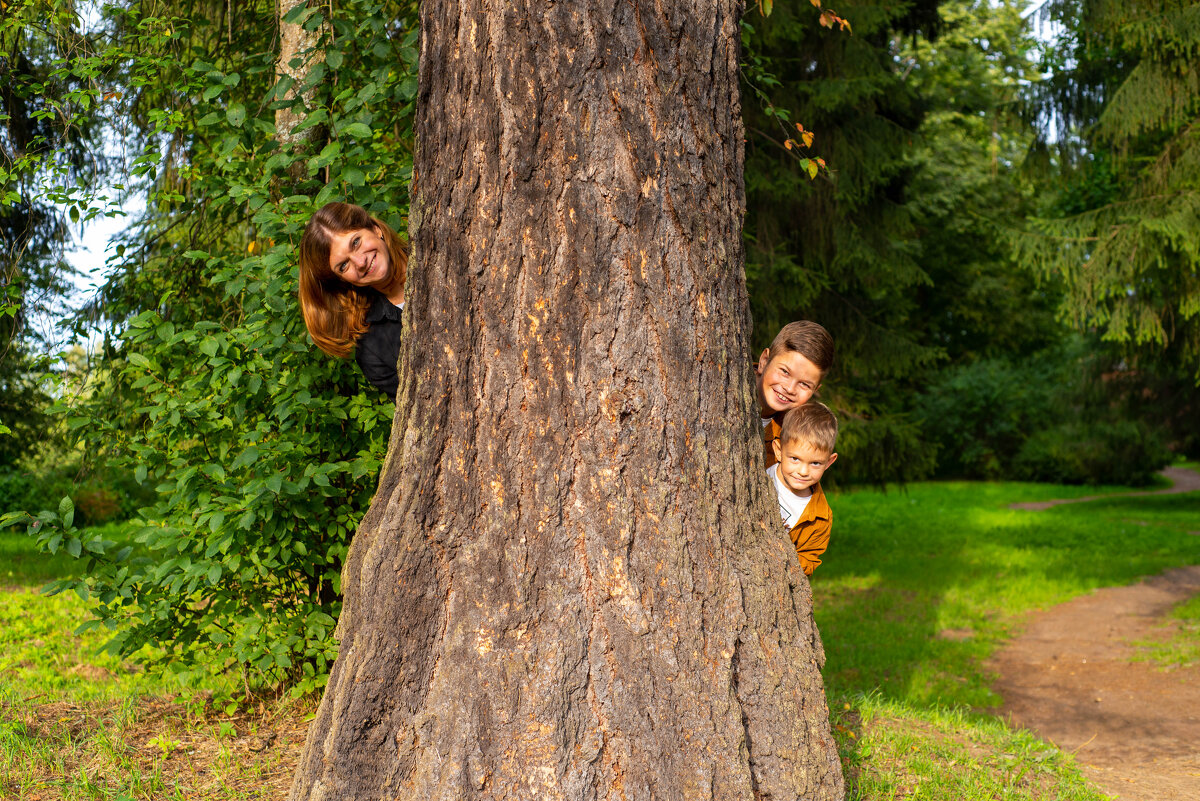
1014;420;1171;486
914;340;1176;485
8;0;419;698
914;355;1060;480
0;465;154;526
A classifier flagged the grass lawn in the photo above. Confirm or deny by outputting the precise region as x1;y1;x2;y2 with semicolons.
0;522;310;800
1;473;1197;799
1132;592;1200;670
819;476;1200;799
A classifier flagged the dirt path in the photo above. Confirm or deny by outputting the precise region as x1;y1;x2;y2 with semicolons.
990;566;1200;801
1010;466;1200;511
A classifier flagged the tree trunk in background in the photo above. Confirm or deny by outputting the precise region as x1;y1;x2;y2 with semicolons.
290;0;844;797
275;0;324;181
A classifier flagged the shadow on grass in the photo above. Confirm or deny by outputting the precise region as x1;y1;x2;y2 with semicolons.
811;478;1199;797
813;479;1200;707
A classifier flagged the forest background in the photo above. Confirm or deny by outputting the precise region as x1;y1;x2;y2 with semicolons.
1;0;1198;693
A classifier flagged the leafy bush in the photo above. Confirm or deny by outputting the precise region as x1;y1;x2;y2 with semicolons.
915;341;1173;485
8;0;418;696
1014;421;1171;486
0;466;151;526
914;355;1060;480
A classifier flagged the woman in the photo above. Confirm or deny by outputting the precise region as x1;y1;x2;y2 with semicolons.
299;202;409;400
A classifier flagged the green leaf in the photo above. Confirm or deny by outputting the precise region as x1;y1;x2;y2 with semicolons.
226;103;246;128
342;122;372;139
282;2;313;24
66;537;82;558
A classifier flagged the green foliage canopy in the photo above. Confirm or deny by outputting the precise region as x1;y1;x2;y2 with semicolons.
1021;0;1200;381
6;0;419;693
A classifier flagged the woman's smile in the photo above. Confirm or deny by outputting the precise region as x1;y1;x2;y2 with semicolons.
327;225;392;289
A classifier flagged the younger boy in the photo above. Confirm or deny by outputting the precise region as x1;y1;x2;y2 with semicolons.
768;401;839;576
755;320;834;468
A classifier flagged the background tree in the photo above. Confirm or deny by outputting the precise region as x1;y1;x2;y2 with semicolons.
742;0;944;484
0;0;98;461
290;0;843;797
1018;0;1200;456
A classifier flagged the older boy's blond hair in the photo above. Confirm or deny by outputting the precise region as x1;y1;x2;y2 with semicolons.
769;320;835;374
780;401;838;453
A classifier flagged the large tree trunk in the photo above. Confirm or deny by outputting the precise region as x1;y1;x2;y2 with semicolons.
290;0;844;798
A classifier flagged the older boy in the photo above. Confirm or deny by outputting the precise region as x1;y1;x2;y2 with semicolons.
768;401;839;576
755;320;834;468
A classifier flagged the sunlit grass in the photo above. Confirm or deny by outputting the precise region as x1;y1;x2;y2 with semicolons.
816;475;1199;798
3;473;1198;799
1132;593;1200;670
0;522;302;800
835;696;1108;801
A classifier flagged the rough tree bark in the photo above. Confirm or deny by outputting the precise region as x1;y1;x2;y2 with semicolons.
290;0;845;798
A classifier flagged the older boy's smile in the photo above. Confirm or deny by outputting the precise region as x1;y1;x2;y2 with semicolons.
757;351;823;415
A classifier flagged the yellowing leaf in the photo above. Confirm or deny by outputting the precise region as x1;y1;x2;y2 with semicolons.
247;241;256;253
784;139;794;150
807;160;818;179
802;131;815;147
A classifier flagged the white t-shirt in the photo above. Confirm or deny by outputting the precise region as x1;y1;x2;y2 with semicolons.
767;463;811;529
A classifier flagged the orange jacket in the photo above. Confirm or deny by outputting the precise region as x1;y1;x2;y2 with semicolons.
786;482;832;576
762;413;784;469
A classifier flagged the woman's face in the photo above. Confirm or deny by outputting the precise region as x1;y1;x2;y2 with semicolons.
327;225;392;289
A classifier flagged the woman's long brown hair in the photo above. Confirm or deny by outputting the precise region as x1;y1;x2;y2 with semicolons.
298;203;409;358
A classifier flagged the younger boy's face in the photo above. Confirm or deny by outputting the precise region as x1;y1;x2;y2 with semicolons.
756;349;823;415
772;439;837;496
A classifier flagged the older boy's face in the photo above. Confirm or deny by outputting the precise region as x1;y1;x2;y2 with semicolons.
772;439;837;496
756;349;823;415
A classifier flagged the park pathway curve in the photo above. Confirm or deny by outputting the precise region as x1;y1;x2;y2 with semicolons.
989;566;1200;801
1009;466;1200;511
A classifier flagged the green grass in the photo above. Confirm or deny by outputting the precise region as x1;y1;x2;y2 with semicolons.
833;697;1106;801
816;476;1200;799
1132;593;1200;670
3;475;1198;800
0;522;303;800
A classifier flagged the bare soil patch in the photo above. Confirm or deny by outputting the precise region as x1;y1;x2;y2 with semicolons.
1010;467;1200;511
990;565;1200;801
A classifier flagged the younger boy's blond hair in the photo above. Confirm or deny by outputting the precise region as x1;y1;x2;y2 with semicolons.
780;401;838;454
